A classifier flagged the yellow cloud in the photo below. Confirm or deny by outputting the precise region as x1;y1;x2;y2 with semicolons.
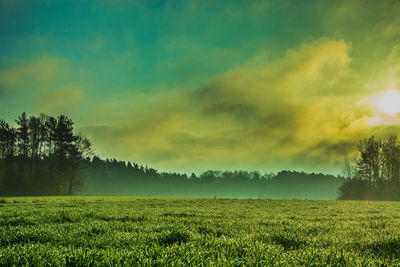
34;84;85;113
83;38;399;174
0;55;68;92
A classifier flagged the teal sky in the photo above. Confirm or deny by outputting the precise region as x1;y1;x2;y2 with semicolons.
1;0;400;174
0;1;322;99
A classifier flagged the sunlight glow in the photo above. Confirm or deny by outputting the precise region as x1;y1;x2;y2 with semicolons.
376;89;400;116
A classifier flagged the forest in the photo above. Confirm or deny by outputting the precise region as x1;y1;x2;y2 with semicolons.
0;113;399;200
0;113;92;196
339;136;400;201
81;159;343;199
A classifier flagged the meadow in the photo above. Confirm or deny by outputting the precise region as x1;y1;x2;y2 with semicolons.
1;197;400;266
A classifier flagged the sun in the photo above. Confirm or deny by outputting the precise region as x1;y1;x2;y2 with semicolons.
376;89;400;116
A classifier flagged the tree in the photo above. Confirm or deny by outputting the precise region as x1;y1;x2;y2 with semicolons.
340;135;400;200
66;133;93;195
356;136;382;186
28;116;41;158
0;113;93;196
0;120;16;159
381;136;400;198
52;115;76;194
342;157;356;179
16;112;29;158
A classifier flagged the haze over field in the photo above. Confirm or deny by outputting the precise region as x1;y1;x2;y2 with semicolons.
1;0;400;174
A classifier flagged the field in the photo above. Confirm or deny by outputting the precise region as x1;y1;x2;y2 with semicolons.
1;197;400;265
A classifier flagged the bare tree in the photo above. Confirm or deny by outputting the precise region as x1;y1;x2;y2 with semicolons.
356;136;382;186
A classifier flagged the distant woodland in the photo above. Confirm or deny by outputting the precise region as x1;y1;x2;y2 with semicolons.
1;113;399;200
81;160;343;199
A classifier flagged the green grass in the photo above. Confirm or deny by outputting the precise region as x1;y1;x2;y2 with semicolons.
1;196;400;265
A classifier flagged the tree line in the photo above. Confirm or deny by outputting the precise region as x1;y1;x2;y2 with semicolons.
0;113;92;196
82;158;343;199
339;135;400;200
0;112;363;199
0;113;343;198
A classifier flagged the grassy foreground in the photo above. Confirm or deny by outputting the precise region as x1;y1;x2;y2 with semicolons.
1;197;400;265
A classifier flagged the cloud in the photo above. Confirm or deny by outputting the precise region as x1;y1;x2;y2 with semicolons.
0;55;68;93
83;38;394;173
1;0;400;175
33;84;85;113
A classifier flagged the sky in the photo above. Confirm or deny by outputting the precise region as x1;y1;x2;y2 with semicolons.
1;0;400;174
